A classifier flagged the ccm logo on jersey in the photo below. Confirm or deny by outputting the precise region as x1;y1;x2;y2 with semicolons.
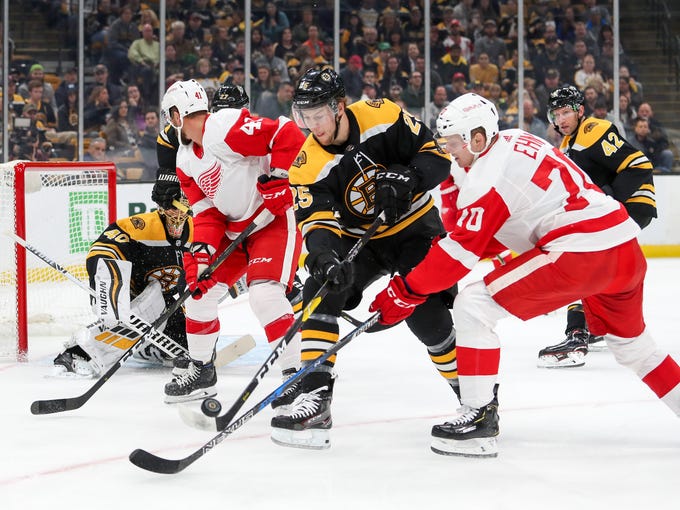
249;257;273;265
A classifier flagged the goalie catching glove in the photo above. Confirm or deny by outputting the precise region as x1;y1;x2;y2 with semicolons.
369;275;427;325
374;164;418;226
152;167;182;209
183;242;218;298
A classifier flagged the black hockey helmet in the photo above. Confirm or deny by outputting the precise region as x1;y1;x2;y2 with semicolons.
293;67;346;110
548;85;584;113
211;84;249;112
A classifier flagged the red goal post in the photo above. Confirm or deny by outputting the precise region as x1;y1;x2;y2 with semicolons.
0;161;117;360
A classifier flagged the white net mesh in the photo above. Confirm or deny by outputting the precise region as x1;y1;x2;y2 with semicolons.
0;161;116;360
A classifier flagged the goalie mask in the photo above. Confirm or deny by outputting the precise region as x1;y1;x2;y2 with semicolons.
159;194;191;239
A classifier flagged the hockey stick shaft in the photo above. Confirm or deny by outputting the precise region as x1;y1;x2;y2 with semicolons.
23;209;270;415
205;213;386;430
129;313;381;474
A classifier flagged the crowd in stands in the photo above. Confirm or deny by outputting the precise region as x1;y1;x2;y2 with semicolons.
2;0;676;177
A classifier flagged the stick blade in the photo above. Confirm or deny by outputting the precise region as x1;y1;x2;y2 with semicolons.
128;448;187;474
30;398;76;415
214;334;256;368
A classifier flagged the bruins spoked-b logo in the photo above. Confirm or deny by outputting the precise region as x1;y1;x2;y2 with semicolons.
344;163;385;220
147;266;182;292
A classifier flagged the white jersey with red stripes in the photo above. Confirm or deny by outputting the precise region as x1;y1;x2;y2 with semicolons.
409;129;641;295
176;108;305;246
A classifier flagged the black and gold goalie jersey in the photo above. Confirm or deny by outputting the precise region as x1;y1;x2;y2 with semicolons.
561;116;656;228
86;211;193;302
289;98;451;264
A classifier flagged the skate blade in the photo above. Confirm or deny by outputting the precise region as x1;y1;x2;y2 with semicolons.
537;352;586;369
430;436;498;458
270;427;331;450
164;386;217;405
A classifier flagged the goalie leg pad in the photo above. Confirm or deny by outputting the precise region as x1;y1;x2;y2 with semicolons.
94;258;132;327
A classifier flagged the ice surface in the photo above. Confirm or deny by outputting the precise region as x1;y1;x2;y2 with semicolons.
1;260;678;510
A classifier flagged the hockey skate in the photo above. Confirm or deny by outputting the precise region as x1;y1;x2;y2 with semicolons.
164;359;217;404
430;400;500;458
270;372;333;450
537;328;589;368
271;368;302;414
587;334;607;351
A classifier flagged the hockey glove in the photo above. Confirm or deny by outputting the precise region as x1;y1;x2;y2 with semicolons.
183;242;217;298
152;167;181;209
307;251;354;293
369;275;427;325
374;164;417;226
257;174;293;216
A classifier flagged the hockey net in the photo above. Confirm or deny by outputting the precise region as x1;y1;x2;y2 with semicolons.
0;161;116;360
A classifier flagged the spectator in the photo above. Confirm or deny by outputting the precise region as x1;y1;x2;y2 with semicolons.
521;98;548;139
83;85;111;134
275;27;298;62
211;25;235;64
360;82;378;101
474;19;508;67
103;101;140;155
437;44;470;83
401;71;425;118
573;19;599;57
292;7;318;44
340;55;365;102
57;83;79;132
469;52;499;86
261;1;290;43
257;81;295;120
532;33;574;85
444;19;473;62
574;53;603;90
361;68;382;97
354;26;380;60
619;67;644;109
582;85;600;117
637;102;675;173
403;5;425;43
54;66;78;109
127;23;160;103
340;11;363;58
415;55;443;90
357;0;380;29
378;9;402;45
25;80;57;129
83;137;108;162
124;84;148;133
86;64;122;106
84;0;117;65
402;42;420;74
380;55;409;93
452;1;474;32
138;110;160;179
425;85;450;130
301;25;325;61
571;39;589;72
104;6;139;83
258;38;290;82
445;72;468;101
535;68;563;121
252;64;276;110
629;117;674;173
167;20;198;68
18;63;55;107
164;44;186;87
592;97;625;135
185;12;210;50
618;94;637;137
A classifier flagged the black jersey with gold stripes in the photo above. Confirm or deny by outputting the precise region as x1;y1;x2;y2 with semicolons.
561;116;656;227
86;211;193;300
289;98;451;260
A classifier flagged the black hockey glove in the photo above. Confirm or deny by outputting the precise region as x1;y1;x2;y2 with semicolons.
307;251;354;293
374;164;418;226
152;167;181;209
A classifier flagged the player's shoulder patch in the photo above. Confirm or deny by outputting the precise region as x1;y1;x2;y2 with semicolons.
130;216;146;230
576;117;610;146
348;98;401;133
289;137;336;185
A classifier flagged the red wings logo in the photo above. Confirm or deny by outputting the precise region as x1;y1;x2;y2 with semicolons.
196;161;222;199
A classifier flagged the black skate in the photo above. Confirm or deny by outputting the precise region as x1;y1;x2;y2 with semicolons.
164;359;217;404
431;401;500;458
537;328;589;368
270;373;333;450
271;368;302;414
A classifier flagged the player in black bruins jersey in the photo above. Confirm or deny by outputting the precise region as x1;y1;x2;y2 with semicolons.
270;67;460;450
52;197;193;377
538;85;657;368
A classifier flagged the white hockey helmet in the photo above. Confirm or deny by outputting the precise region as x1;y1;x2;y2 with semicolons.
436;93;499;154
161;79;209;126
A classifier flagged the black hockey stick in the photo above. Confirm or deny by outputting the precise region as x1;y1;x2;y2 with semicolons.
27;209;271;415
166;213;385;432
129;312;381;474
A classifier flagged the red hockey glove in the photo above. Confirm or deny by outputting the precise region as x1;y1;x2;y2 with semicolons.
183;242;217;299
257;174;293;216
369;275;427;325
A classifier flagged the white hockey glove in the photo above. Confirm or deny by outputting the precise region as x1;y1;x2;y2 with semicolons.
94;258;132;328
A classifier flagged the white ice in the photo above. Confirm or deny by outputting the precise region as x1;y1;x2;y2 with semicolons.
1;259;678;510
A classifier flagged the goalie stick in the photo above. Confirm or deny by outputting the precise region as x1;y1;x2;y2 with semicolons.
14;209;270;415
129;312;381;474
151;213;385;437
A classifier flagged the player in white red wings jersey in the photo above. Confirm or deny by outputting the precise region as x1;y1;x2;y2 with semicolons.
370;93;680;458
160;79;306;404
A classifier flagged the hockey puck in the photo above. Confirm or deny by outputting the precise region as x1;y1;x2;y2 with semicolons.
201;398;222;418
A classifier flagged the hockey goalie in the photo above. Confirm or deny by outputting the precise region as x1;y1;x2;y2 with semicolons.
52;197;192;377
